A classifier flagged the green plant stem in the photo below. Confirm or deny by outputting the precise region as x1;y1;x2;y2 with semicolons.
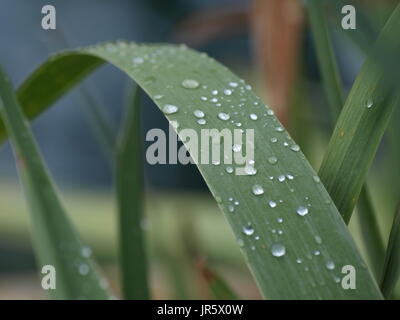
116;84;149;299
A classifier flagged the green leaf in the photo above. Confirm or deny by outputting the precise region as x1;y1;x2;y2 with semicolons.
116;84;149;299
381;205;400;298
0;42;382;299
318;4;400;223
0;66;110;300
200;263;238;300
306;0;385;278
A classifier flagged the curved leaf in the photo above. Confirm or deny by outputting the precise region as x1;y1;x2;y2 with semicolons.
0;42;382;299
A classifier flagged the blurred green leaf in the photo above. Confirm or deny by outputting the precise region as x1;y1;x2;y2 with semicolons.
200;263;238;300
318;4;400;223
0;42;382;299
116;84;149;299
0;66;110;300
381;205;400;298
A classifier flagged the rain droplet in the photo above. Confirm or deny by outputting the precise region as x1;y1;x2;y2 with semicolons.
278;175;286;182
163;104;179;114
275;126;284;132
277;217;283;223
326;261;335;270
232;144;242;152
132;57;144;64
218;112;230;121
228;204;235;213
270;137;278;143
268;156;278;165
243;224;255;236
154;94;164;100
296;258;302;264
200;96;208;101
229;82;238;88
170;120;180;129
249;113;258;120
224;89;232;96
314;250;321;256
78;263;90;276
268;200;277;208
315;235;322;244
226;166;234;174
271;243;286;257
366;99;374;109
244;166;257;175
290;144;300;152
313;176;321;183
193;109;205;118
181;79;199;89
252;184;264;196
197;119;206;125
267;109;274;116
81;246;92;258
296;206;309;216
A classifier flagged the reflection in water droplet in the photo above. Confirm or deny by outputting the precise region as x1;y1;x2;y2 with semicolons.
271;243;286;257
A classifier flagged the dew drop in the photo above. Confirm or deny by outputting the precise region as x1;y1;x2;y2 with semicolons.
193;109;205;118
326;261;335;270
268;156;278;165
225;166;234;174
366;99;374;109
244;165;257;175
296;206;309;216
197;119;206;125
270;137;278;143
154;94;164;100
181;79;199;89
224;89;232;96
252;184;264;196
313;176;321;183
268;200;277;208
78;263;90;276
211;90;218;95
315;235;322;244
218;112;230;121
271;243;286;257
243;224;255;236
278;175;286;182
249;113;258;120
290;144;300;152
229;82;238;88
228;204;235;213
163;104;179;114
81;246;92;258
232;144;242;152
277;217;283;223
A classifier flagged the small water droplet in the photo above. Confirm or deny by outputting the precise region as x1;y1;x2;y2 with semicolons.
200;96;208;101
226;166;234;174
271;243;286;257
218;112;230;121
296;206;309;216
277;217;283;223
278;175;286;182
366;99;374;109
163;104;179;114
154;94;164;100
78;263;90;276
224;89;232;96
193;109;205;118
249;113;258;120
315;235;322;244
237;239;245;247
229;82;238;88
268;200;277;208
313;176;321;183
290;144;300;152
267;109;274;116
232;144;242;152
326;261;335;270
243;224;255;236
228;204;235;213
81;246;92;258
252;184;264;195
132;57;144;64
197;119;206;125
270;137;278;143
181;79;199;89
170;120;180;129
211;90;218;95
296;258;302;264
268;156;278;165
314;250;321;256
244;165;257;175
275;126;284;132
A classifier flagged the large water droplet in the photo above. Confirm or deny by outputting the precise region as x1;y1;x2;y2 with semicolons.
271;243;286;257
163;104;179;114
252;184;264;195
296;206;309;216
181;79;199;89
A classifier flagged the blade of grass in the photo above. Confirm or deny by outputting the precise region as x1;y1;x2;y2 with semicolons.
0;66;110;300
381;204;400;298
0;42;383;299
318;3;400;223
199;262;238;300
305;0;385;278
116;84;149;299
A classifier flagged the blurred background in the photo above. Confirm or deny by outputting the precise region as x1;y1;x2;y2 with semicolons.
0;0;399;299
